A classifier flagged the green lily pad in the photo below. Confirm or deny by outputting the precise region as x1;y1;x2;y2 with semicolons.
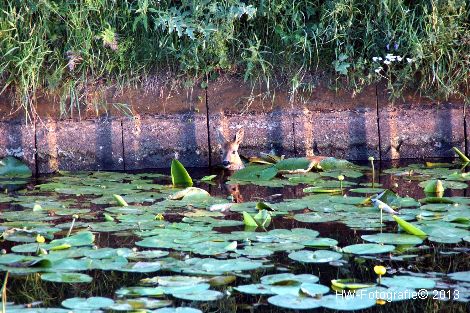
361;233;423;245
320;294;376;310
381;275;436;289
300;283;329;296
288;250;342;263
234;284;275;295
0;156;32;177
294;213;340;223
342;243;395;255
154;308;203;313
448;271;470;282
268;294;322;309
41;272;93;283
171;289;223;301
61;297;114;310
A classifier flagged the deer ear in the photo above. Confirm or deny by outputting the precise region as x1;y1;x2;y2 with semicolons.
234;128;244;144
215;128;227;145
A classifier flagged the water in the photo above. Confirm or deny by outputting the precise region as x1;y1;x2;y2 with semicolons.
0;159;469;312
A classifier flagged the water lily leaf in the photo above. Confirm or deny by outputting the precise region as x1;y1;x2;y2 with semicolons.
268;294;322;309
448;271;470;282
294;213;340;223
320;294;376;310
154;308;202;313
361;233;423;245
242;211;258;227
393;215;427;236
342;243;395;255
349;187;385;194
113;194;129;206
452;147;470;162
253;209;272;227
171;289;223;301
304;238;338;248
381;275;436;289
331;279;374;290
115;286;165;297
235;284;275;295
275;158;312;171
171;160;193;187
318;157;354;170
260;273;319;285
300;283;329;296
0;156;32;177
41;272;93;283
49;231;95;248
288;250;342;263
231;165;278;182
109;298;172;310
420;179;467;190
168;187;210;200
61;297;114;310
200;175;217;182
0;253;25;264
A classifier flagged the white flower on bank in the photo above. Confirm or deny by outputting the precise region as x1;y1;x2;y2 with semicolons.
384;60;391;65
407;58;414;63
372;57;383;62
385;54;399;62
396;56;403;61
375;67;383;73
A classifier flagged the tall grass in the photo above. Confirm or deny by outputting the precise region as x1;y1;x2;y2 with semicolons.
0;0;468;118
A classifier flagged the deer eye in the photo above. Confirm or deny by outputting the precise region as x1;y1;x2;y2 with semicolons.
232;151;236;154
220;151;223;155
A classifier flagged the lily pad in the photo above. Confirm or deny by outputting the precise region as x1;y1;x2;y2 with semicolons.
361;233;423;245
61;297;114;310
288;250;342;263
320;294;376;310
0;156;32;177
41;272;93;283
381;275;436;289
342;243;395;255
268;294;322;310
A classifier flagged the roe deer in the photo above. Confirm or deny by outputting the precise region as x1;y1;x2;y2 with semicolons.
216;127;245;171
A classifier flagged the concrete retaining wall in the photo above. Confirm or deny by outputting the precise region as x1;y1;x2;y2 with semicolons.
0;81;466;174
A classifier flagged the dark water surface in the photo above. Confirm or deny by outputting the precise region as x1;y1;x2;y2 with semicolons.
1;159;469;313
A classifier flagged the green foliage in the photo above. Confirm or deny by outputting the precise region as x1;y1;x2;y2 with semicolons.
1;0;468;117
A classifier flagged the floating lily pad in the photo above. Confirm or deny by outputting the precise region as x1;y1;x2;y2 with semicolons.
41;272;93;283
342;243;395;255
154;308;203;313
171;289;223;301
361;233;423;245
234;284;275;295
448;271;470;282
381;275;436;289
288;250;342;263
268;294;322;310
61;297;114;310
320;294;376;310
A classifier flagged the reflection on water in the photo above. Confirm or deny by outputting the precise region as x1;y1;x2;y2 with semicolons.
1;159;469;312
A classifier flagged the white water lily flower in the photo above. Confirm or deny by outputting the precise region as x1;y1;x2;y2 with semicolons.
374;67;383;73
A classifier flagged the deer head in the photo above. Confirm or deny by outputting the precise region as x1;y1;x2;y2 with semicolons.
216;127;245;171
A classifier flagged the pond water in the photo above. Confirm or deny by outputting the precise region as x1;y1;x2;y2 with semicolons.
0;158;469;313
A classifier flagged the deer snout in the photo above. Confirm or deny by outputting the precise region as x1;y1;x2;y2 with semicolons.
222;161;231;167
